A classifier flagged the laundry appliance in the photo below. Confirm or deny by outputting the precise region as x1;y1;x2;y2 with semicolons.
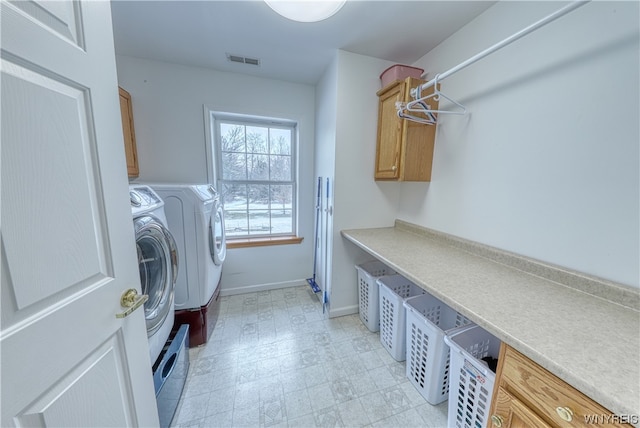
151;184;226;346
129;185;178;363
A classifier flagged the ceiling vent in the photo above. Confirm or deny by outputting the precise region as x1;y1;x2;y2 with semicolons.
226;53;261;67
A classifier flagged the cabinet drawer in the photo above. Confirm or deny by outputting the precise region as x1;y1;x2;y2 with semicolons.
493;386;552;428
501;347;630;427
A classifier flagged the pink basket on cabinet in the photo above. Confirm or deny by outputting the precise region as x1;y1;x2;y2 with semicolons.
380;64;424;87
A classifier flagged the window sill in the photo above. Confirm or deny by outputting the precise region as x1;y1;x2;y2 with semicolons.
226;236;303;249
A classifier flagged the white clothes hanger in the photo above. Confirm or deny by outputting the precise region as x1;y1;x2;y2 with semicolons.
405;74;466;118
396;101;437;125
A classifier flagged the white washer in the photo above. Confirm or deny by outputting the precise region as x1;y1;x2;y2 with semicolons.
129;185;177;363
150;184;226;346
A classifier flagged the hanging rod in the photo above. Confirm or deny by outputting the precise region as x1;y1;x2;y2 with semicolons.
409;0;591;100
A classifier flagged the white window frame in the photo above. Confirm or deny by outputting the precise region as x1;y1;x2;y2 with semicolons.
204;108;298;240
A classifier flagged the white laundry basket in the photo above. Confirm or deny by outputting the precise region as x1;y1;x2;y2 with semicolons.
355;261;396;332
404;294;473;405
377;275;427;361
445;325;501;428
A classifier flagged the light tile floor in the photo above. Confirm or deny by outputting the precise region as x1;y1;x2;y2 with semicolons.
171;286;448;427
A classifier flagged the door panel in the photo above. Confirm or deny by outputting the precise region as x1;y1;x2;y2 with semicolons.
1;0;159;426
1;58;109;314
15;334;131;427
7;0;83;46
493;386;552;428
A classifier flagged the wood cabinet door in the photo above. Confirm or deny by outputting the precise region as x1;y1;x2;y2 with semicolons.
374;77;436;182
493;387;553;428
374;81;404;179
119;87;139;177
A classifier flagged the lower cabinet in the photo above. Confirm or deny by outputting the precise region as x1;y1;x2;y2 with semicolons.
489;344;632;428
492;386;553;428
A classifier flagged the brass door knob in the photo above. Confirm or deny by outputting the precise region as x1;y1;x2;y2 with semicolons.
115;288;148;319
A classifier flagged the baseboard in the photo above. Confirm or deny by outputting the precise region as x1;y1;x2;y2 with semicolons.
219;279;307;297
327;304;358;319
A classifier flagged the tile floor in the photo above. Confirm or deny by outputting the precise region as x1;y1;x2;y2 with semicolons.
171;285;448;427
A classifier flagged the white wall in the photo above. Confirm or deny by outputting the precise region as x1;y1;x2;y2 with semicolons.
116;56;317;294
402;1;639;287
313;55;338;305
323;51;400;316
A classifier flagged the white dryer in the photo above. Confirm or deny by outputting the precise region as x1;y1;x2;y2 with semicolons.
151;184;226;346
129;185;178;363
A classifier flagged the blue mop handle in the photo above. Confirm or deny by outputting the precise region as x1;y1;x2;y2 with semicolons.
326;177;330;200
323;177;330;313
312;177;321;279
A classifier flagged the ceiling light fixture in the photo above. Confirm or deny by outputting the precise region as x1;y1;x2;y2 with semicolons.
264;1;346;23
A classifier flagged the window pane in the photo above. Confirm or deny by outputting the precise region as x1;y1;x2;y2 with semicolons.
222;152;247;180
270;155;291;181
246;126;268;154
271;209;292;234
220;123;245;152
270;184;292;206
248;184;269;234
225;210;248;237
221;183;248;236
269;128;291;155
221;123;247;180
271;184;292;234
248;210;270;234
248;154;269;180
247;183;269;208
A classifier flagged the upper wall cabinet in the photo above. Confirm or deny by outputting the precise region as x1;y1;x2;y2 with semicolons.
374;77;438;181
118;87;139;178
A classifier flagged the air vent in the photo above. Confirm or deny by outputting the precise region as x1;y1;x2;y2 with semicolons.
226;53;261;67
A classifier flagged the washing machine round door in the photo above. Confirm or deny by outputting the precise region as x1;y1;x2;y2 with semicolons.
134;215;178;336
209;197;226;266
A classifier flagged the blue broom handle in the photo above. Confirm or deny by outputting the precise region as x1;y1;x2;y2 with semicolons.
326;177;329;200
312;177;321;279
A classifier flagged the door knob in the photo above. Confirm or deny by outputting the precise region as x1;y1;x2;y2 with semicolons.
555;406;574;422
490;414;504;427
115;288;148;319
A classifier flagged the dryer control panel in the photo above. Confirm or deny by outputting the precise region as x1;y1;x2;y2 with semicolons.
129;185;164;215
192;184;218;202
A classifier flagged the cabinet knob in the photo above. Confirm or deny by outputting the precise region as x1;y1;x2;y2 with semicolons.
391;165;397;171
490;414;504;427
556;406;574;422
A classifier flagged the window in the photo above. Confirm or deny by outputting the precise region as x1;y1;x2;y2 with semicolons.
213;115;297;241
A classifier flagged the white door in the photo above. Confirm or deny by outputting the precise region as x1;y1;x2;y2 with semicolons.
1;1;159;426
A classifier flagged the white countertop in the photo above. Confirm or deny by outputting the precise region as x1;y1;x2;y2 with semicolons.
342;221;640;421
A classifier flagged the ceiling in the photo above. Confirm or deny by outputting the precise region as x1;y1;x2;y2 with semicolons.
111;1;496;85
